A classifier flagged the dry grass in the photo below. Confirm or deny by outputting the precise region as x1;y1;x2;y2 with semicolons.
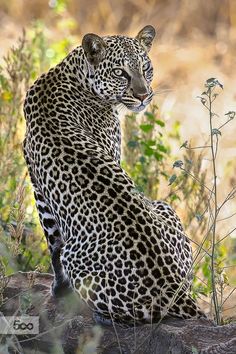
8;178;26;256
0;259;9;307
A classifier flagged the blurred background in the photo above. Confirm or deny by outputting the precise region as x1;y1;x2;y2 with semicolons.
0;0;235;321
1;0;236;172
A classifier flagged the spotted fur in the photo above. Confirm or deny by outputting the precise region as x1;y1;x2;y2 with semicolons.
23;25;204;323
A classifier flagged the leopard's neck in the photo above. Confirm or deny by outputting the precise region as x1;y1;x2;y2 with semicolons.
53;46;120;126
25;46;122;162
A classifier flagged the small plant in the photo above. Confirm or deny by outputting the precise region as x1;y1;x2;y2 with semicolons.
0;259;9;307
123;79;236;324
173;78;236;324
122;104;170;198
0;24;75;274
8;178;26;256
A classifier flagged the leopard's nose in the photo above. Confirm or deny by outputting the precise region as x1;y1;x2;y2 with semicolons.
133;92;149;102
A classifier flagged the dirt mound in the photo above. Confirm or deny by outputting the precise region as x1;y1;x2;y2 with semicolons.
0;272;236;353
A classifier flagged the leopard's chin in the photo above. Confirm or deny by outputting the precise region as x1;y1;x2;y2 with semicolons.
126;103;147;113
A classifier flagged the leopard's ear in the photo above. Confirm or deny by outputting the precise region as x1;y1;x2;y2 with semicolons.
82;33;107;66
136;25;156;52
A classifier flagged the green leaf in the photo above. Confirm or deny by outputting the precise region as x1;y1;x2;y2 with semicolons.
154;152;163;161
197;96;207;106
202;262;210;278
1;91;13;101
225;111;236;120
127;140;139;148
144;146;154;156
169;194;180;202
146;139;156;146
140;124;153;133
195;213;203;222
168;174;177;185
211;128;221;136
160;171;169;178
173;160;183;168
205;78;223;89
186;159;192;165
155;119;165;127
180;140;188;149
196;285;209;297
144;111;155;121
139;156;146;164
157;144;168;153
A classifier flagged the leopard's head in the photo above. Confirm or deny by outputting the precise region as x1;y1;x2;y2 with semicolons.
82;25;156;112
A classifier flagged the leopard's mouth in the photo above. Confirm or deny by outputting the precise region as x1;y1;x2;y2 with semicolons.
118;93;153;112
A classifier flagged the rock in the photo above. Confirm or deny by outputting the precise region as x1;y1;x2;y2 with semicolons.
0;272;236;354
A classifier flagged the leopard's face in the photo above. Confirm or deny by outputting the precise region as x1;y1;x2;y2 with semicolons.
82;26;155;112
89;38;154;112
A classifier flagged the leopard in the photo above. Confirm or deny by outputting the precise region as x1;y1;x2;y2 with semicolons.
23;25;204;324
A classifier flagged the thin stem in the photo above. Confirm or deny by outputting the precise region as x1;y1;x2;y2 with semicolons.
217;211;236;222
221;287;236;308
186;145;211;150
193;215;214;267
217;119;232;130
179;167;214;194
217;187;236;212
208;89;221;325
216;227;236;245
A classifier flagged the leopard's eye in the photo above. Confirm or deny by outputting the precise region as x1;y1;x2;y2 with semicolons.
143;62;151;71
112;68;126;77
